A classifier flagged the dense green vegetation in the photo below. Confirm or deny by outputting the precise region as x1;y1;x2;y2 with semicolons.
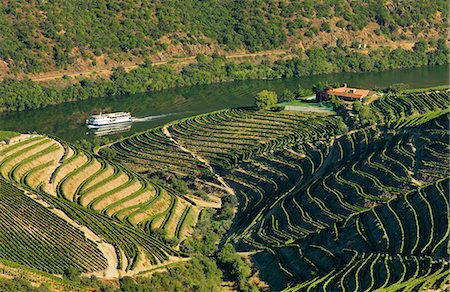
1;43;449;111
0;178;107;274
0;0;446;73
0;131;19;143
255;90;278;110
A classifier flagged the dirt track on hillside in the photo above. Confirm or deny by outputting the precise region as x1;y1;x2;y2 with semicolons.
28;50;286;82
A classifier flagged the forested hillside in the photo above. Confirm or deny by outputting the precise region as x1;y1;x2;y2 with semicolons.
0;0;447;75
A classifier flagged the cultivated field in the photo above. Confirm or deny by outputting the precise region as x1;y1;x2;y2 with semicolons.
0;135;197;274
107;89;450;290
1;89;448;290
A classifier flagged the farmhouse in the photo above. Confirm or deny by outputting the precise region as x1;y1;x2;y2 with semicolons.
319;84;371;102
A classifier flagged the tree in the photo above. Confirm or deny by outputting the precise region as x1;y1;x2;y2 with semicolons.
413;40;428;53
336;116;349;134
358;105;377;125
63;266;81;281
254;90;278;110
294;86;313;99
352;100;362;112
279;89;295;102
329;95;342;108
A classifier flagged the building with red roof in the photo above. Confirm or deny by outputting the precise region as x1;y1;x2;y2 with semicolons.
320;84;371;102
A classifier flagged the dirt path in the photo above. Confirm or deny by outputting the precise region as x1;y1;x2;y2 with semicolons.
28;50;286;82
162;125;235;196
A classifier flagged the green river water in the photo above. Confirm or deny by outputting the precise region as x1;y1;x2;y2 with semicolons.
0;65;448;142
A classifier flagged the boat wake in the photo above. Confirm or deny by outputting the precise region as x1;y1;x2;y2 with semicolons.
131;113;177;122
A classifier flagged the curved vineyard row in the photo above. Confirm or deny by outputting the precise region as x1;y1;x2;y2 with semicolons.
253;180;449;291
0;134;197;272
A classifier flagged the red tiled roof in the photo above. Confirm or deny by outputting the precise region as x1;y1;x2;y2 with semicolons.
326;87;369;99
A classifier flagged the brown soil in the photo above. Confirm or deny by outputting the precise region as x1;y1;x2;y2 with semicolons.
82;164;114;190
0;135;44;159
0;139;54;178
105;188;155;217
49;152;88;196
184;194;221;209
24;49;287;84
62;159;102;202
80;171;130;207
92;179;142;212
129;192;171;225
0;134;34;150
15;143;64;186
164;200;185;238
180;206;200;239
114;206;140;221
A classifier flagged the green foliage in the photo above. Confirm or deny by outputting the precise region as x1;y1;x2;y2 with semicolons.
336;116;349;134
217;244;255;291
0;0;445;73
0;45;448;112
294;86;314;99
352;100;362;112
180;194;236;255
279;89;295;102
0;131;19;143
387;83;410;93
312;81;341;94
358;105;377;125
321;22;331;32
329;95;343;108
413;40;428;53
0;278;49;292
63;267;81;282
254;90;278;110
120;257;222;292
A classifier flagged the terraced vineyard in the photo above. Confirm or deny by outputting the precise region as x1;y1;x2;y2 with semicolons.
0;258;86;291
0;178;107;274
0;134;197;273
253;179;449;291
108;109;338;192
1;89;448;289
107;89;449;290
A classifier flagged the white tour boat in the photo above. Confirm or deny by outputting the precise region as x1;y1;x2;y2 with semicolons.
86;112;132;128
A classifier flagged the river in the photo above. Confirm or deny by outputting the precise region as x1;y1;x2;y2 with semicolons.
0;65;448;142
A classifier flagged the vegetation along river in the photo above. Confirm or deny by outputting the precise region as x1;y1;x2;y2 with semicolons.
0;65;448;142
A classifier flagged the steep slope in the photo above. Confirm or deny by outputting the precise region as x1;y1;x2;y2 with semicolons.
0;135;197;275
106;89;449;289
0;0;446;76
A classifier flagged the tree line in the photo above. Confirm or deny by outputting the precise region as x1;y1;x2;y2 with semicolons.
0;42;447;112
0;0;446;73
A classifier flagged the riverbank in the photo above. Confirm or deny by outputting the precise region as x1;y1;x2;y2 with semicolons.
0;45;448;112
0;65;448;142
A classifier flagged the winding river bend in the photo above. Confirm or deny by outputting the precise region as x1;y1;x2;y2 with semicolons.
0;65;448;142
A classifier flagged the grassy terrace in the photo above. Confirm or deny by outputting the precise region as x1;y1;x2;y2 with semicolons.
0;135;193;272
0;131;19;142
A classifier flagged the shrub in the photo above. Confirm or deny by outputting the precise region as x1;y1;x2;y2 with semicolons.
254;90;278;110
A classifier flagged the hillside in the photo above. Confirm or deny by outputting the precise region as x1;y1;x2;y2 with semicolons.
0;88;448;289
102;89;450;290
0;134;199;278
0;0;447;77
